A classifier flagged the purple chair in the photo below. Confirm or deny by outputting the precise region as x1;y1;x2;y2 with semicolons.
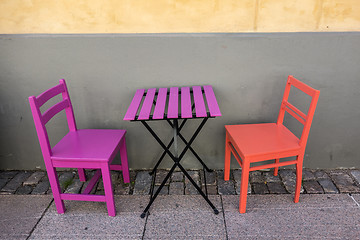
29;79;130;216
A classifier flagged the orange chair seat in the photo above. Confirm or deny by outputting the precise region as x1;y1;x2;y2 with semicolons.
225;123;301;161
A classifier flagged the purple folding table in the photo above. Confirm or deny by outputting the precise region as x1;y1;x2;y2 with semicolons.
124;85;221;218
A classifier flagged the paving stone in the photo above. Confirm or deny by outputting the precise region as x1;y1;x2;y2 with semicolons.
114;183;130;195
171;171;184;182
80;171;97;194
110;171;120;183
169;182;184;195
329;172;360;193
202;184;218;195
232;169;241;183
217;170;236;195
96;178;104;191
155;170;170;185
128;170;137;193
267;182;287;194
15;185;33;194
65;179;84;194
200;170;216;185
184;171;200;184
31;196;146;239
318;179;339;194
249;171;264;183
153;185;169;195
314;170;330;179
185;183;200;195
217;170;232;182
58;171;75;192
113;173;131;195
350;170;360;185
303;181;324;194
302;169;316;181
1;171;32;194
253;183;269;194
235;182;252;195
218;179;236;195
232;169;252;195
95;187;105;195
93;170;121;193
184;170;201;195
23;171;46;186
145;212;226;239
278;169;296;181
31;178;50;195
0;178;8;190
282;179;304;194
0;171;19;179
0;195;53;239
133;171;152;195
263;171;281;182
129;170;137;181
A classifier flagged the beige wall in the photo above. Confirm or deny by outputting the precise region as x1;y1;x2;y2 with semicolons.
0;0;359;33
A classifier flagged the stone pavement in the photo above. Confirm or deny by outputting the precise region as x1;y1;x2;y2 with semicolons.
1;194;360;239
1;168;360;197
1;169;360;239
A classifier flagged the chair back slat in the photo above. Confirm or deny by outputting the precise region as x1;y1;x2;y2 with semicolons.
277;75;320;147
283;101;307;120
42;99;70;125
289;76;318;97
283;101;306;125
284;105;306;125
36;83;65;107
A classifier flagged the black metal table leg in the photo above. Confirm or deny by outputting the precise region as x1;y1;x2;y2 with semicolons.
140;118;218;218
141;164;177;218
177;163;219;214
149;119;188;175
166;120;213;172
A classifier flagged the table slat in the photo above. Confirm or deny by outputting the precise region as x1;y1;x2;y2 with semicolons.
123;89;145;120
181;87;192;118
138;88;156;120
167;87;179;118
192;86;207;117
153;88;168;119
203;85;222;117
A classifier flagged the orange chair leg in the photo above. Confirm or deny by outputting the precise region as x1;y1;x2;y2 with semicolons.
273;158;279;176
239;161;250;213
224;133;231;181
294;154;304;203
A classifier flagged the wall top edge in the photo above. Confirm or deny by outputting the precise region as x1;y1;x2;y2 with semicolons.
1;32;360;38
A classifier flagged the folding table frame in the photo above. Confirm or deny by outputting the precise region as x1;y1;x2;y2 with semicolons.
124;86;221;218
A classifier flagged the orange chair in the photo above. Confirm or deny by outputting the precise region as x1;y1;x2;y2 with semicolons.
224;75;320;213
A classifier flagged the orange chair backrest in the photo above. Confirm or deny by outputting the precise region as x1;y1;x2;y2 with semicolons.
277;75;320;148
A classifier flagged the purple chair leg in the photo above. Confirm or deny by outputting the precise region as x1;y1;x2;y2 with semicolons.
47;167;66;214
120;138;130;183
101;164;116;217
78;168;86;182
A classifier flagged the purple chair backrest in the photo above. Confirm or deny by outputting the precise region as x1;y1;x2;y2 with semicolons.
28;79;77;162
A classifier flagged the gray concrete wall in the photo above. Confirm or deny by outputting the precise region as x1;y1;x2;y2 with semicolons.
1;33;359;170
